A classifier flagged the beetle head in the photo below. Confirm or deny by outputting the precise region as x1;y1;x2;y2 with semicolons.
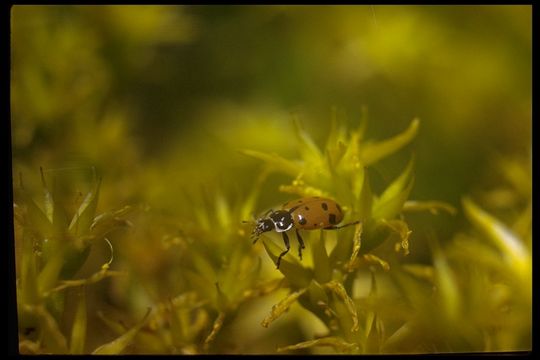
251;218;274;243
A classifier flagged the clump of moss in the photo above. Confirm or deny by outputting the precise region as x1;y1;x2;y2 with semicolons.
386;155;531;353
91;175;285;354
15;167;134;354
14;115;530;354
240;112;457;353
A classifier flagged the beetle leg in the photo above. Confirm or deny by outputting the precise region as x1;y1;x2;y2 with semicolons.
276;232;291;269
324;220;361;230
296;229;305;260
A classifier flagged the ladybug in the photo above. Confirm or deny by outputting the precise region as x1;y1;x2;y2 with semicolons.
250;196;359;268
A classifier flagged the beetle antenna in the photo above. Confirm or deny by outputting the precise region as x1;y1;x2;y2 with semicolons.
324;220;361;230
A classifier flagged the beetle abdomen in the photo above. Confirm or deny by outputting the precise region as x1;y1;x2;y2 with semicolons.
283;197;344;229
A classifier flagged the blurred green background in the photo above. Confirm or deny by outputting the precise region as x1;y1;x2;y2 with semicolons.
11;5;531;354
12;5;531;206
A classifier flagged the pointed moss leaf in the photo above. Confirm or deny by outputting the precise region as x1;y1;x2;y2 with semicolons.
279;182;328;199
356;168;373;221
345;223;363;272
191;310;210;344
241;278;282;303
433;245;460;320
40;167;54;222
306;280;329;309
220;248;242;299
18;188;54;238
357;106;369;141
325;133;348;172
331;297;360;342
497;157;532;198
92;308;151;354
341;131;361;172
390;271;433;313
238;257;263;300
44;268;124;296
372;157;415;220
361;219;392;253
38;245;68;294
351;165;365;199
329;226;355;267
60;245;91;279
512;201;532;241
383;321;414;351
364;311;376;345
401;264;435;283
169;305;188;345
49;183;69;236
312;231;331;284
32;305;68;353
446;235;504;278
325;107;347;155
382;219;412;256
293;117;324;167
374;316;385;350
215;282;229;311
403;200;457;215
262;241;313;288
204;312;225;348
362;254;390;271
261;288;307;328
239;149;302;177
369;271;378;297
192;249;217;282
215;192;231;230
70;289;87;354
90;207;130;228
89;206;134;240
20;232;40;304
360;118;419;166
462;197;530;278
97;311;127;335
331;174;354;208
133;332;167;353
325;281;359;332
69;177;101;236
277;336;357;352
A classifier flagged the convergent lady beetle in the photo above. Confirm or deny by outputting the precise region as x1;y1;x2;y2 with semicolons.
250;196;359;268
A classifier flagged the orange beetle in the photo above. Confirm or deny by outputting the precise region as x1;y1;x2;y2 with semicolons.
251;196;359;268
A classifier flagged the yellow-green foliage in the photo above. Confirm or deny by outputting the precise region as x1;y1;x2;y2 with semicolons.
14;117;531;354
12;5;531;355
15;168;133;353
241;116;444;353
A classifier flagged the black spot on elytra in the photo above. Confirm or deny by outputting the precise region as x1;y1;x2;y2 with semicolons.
283;202;289;207
305;206;309;210
321;202;328;211
299;217;307;225
298;199;303;203
329;213;337;224
336;203;342;213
